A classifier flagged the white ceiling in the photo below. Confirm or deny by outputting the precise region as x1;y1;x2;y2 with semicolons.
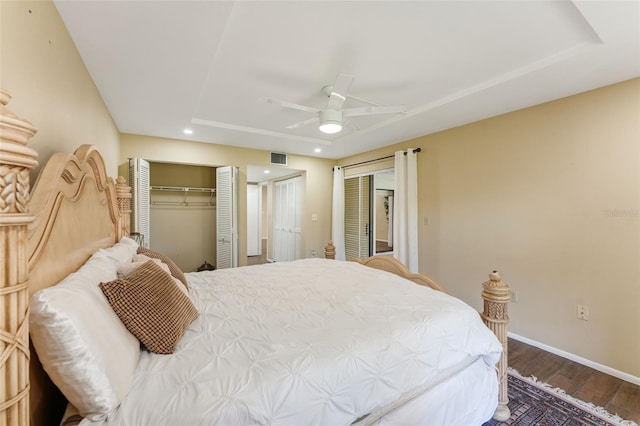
54;1;639;163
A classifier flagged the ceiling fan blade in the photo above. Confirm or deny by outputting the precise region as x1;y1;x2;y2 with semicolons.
259;96;320;114
326;74;355;110
343;119;359;132
285;116;319;130
342;105;405;117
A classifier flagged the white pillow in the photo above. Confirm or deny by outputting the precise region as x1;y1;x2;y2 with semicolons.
117;258;170;278
132;253;153;263
30;249;141;421
94;236;139;266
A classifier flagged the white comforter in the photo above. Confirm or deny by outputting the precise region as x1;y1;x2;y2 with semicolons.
88;258;501;425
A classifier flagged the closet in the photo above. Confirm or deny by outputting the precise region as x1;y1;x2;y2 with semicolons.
272;175;302;262
130;160;218;272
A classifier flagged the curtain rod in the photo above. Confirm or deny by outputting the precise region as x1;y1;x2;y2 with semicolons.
335;147;421;170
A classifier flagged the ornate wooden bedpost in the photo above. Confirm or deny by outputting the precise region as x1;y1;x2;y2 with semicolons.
481;270;511;421
115;176;131;239
0;89;38;426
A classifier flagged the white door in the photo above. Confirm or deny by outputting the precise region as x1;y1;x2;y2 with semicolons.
129;158;150;248
246;184;262;256
216;166;239;269
273;176;302;262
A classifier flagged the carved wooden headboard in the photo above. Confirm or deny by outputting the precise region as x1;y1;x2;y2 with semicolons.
0;90;132;426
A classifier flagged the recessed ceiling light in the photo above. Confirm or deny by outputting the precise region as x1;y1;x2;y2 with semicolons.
314;148;322;153
183;129;193;135
264;170;270;174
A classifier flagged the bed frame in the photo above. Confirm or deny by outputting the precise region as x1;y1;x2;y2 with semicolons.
0;90;510;425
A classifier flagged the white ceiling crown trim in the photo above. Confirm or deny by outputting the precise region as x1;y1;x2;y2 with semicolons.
191;118;333;146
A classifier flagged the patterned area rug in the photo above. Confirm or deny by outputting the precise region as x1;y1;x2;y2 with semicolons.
483;370;638;426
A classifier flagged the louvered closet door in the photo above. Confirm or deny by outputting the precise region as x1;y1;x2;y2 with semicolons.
129;158;150;248
344;176;371;260
216;166;239;269
273;176;302;262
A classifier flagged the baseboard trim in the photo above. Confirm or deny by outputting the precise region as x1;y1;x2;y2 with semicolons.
508;332;640;386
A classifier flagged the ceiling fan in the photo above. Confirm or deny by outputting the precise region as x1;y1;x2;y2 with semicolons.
260;74;405;134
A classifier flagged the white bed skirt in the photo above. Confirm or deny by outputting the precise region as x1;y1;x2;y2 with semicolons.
369;356;498;425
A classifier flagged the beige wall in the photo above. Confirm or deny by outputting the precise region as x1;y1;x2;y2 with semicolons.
0;0;119;179
338;78;640;378
150;162;216;188
120;133;335;265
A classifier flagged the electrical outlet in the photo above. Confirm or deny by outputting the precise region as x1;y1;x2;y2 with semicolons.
509;290;518;303
577;305;589;321
311;249;316;257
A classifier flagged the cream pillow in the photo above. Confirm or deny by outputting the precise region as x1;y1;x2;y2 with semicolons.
30;250;140;421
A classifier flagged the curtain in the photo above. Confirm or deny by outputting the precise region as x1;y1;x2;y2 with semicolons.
393;149;419;272
331;166;346;261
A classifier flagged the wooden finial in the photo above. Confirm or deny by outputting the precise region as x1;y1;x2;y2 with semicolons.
324;240;336;259
0;89;39;214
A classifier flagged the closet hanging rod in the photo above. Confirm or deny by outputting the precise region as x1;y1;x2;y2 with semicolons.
334;148;421;170
150;185;215;193
151;200;215;207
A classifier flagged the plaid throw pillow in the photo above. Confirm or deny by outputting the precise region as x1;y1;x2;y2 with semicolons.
100;260;198;354
137;246;188;289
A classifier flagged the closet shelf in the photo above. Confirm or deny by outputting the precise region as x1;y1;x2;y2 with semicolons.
151;185;215;193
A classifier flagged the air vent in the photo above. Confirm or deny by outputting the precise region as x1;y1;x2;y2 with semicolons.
270;152;287;166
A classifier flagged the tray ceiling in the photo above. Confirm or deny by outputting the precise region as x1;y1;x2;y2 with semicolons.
54;0;640;160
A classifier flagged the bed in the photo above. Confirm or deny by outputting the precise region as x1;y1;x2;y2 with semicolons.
0;90;511;426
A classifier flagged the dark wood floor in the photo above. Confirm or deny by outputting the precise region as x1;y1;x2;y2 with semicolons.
375;240;393;253
508;338;640;424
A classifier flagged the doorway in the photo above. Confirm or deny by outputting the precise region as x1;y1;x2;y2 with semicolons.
247;183;268;265
374;171;394;254
344;170;394;259
246;165;304;264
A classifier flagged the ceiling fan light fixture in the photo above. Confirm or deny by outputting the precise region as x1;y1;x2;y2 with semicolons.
319;121;342;134
319;109;343;134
